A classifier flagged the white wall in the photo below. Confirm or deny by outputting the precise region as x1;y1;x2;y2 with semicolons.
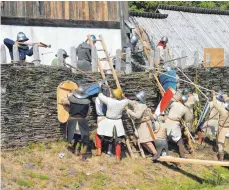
1;25;122;65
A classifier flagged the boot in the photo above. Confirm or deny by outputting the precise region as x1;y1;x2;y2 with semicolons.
94;148;102;156
177;139;187;158
217;152;224;161
197;131;204;144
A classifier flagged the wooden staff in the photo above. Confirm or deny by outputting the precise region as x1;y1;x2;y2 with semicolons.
18;42;51;48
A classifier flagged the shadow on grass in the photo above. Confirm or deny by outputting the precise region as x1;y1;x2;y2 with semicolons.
160;162;204;184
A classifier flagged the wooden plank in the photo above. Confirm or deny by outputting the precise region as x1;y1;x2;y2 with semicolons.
44;1;51;19
96;1;102;21
57;49;64;67
25;1;33;18
69;1;74;20
82;1;89;20
64;1;69;20
107;1;113;21
17;1;25;17
158;156;229;166
88;1;96;21
102;1;108;21
9;1;15;17
115;49;121;74
78;1;83;20
204;48;224;67
91;46;98;72
113;1;118;21
32;1;40;18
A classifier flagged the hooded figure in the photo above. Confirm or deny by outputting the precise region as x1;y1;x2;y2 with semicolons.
61;86;92;160
126;91;158;157
75;35;96;71
156;36;172;63
4;32;33;61
94;87;130;161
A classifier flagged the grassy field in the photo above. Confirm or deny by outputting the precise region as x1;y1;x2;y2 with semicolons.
1;138;229;190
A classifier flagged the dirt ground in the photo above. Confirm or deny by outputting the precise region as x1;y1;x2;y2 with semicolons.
1;138;229;190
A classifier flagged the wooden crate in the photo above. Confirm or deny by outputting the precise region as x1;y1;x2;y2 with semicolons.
204;48;224;67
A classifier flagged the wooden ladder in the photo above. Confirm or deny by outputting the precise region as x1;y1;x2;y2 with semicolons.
87;34;145;159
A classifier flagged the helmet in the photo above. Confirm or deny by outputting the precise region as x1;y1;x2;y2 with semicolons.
112;88;123;99
224;100;229;112
55;49;69;58
161;36;168;44
181;95;188;103
91;35;96;42
73;86;88;99
183;88;190;95
163;63;172;72
135;91;146;104
17;32;29;42
216;90;224;103
130;33;139;44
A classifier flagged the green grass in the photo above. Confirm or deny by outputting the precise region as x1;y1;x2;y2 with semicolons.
29;172;49;180
17;178;34;187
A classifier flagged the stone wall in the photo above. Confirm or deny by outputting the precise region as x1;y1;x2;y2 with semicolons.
1;64;229;149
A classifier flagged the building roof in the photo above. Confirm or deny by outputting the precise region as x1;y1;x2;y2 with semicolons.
129;5;229;66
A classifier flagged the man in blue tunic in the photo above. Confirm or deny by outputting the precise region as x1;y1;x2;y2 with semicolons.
4;32;33;61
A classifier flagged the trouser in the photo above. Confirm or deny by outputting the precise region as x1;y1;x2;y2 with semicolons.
95;133;121;158
154;139;168;156
141;142;157;155
72;134;89;155
217;126;228;158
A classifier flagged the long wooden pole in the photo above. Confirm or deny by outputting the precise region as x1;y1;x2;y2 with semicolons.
158;156;229;166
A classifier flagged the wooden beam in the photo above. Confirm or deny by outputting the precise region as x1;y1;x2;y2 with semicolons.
158;156;229;166
1;16;120;29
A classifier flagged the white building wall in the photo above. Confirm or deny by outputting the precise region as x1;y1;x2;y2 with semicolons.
1;25;122;65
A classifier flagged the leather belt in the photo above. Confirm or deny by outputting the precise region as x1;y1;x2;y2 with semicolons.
68;116;85;120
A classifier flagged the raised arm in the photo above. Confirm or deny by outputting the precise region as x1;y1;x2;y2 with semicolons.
98;93;109;105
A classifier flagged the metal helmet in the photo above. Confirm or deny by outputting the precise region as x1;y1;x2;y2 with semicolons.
112;88;123;99
161;36;168;44
91;35;96;42
73;86;89;99
216;90;224;103
130;33;139;44
224;100;229;112
55;49;69;58
163;63;172;72
135;91;146;104
181;95;188;103
183;88;190;95
17;32;29;42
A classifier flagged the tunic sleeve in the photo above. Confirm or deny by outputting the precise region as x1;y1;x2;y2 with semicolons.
98;93;109;105
128;104;146;119
213;96;226;116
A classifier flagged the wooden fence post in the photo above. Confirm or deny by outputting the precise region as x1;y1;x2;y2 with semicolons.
181;50;187;69
154;48;160;68
164;49;168;64
150;50;154;69
13;45;20;63
1;44;7;64
125;47;132;74
33;44;40;66
206;53;211;70
91;46;98;72
115;49;121;74
70;46;77;73
193;51;199;68
57;49;64;67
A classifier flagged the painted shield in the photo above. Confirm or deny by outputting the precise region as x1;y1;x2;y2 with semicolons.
196;101;210;130
155;87;175;117
57;80;78;123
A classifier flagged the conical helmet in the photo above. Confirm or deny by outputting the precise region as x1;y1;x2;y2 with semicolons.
135;91;146;104
112;88;123;99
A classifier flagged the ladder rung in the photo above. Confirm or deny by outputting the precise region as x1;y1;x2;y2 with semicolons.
97;49;105;51
95;39;102;42
129;140;138;143
133;151;141;153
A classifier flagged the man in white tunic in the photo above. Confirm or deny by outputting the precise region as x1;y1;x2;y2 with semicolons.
163;91;189;158
95;87;130;161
